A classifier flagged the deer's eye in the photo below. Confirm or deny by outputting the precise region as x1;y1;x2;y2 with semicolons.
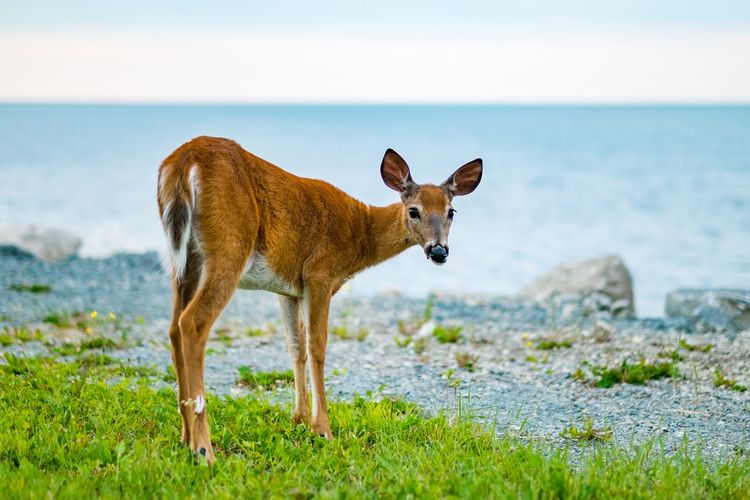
408;207;421;219
447;208;456;220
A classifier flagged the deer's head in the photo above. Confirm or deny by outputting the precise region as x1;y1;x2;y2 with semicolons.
381;149;482;265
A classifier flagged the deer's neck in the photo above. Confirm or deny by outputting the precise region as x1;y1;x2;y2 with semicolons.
361;203;415;269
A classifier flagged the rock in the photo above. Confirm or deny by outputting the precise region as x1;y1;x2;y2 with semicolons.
0;245;37;260
665;289;750;333
416;320;436;338
0;224;82;261
520;255;635;318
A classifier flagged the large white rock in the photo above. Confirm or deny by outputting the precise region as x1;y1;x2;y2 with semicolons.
0;224;82;261
519;255;635;317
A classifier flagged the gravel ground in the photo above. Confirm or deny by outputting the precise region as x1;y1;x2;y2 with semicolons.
1;252;748;459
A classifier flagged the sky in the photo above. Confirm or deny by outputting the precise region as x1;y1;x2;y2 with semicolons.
1;1;749;103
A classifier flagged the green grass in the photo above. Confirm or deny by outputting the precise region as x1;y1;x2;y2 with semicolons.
394;335;412;348
579;359;680;389
560;419;613;442
679;339;714;353
80;337;119;350
423;293;435;322
43;310;80;328
455;351;479;371
245;327;266;337
0;355;748;497
237;366;295;389
0;326;45;346
432;324;462;344
330;325;369;341
52;336;120;356
8;283;53;294
536;339;573;350
42;310;122;335
412;337;428;354
0;354;747;496
714;369;748;392
658;350;685;362
396;294;435;337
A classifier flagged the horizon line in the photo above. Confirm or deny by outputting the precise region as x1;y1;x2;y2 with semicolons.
2;100;750;107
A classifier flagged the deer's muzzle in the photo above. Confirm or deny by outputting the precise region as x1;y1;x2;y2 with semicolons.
427;244;448;265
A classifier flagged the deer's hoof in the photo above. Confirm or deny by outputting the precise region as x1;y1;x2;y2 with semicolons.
192;445;215;465
292;409;311;426
311;422;333;440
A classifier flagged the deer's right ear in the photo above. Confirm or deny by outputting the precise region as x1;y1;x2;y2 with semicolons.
380;149;415;194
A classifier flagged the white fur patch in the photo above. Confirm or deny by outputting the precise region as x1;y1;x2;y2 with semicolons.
162;200;192;279
188;164;199;208
238;253;300;297
161;165;201;280
194;395;205;414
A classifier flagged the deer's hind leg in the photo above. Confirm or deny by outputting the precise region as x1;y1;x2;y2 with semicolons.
177;248;249;464
168;245;202;445
279;296;310;425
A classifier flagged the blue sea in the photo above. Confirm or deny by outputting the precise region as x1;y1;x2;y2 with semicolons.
1;105;748;316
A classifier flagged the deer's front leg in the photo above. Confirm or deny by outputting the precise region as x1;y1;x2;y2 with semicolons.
279;296;310;425
303;282;333;439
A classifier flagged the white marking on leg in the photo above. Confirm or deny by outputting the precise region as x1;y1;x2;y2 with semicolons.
194;395;205;414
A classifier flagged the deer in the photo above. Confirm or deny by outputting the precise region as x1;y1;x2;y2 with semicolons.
157;136;483;463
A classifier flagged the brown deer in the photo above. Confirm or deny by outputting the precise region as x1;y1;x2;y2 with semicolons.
157;136;482;463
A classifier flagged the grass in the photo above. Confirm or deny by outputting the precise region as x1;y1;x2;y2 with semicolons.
714;369;748;392
53;336;121;356
0;326;45;346
394;335;412;348
213;328;234;346
237;366;295;389
455;351;479;371
432;324;462;344
43;310;121;336
8;283;53;294
658;350;685;362
245;325;271;337
525;354;549;364
396;294;435;336
560;419;613;442
579;359;680;389
80;337;119;350
0;355;749;497
679;339;714;353
536;339;573;350
331;325;369;341
412;337;428;354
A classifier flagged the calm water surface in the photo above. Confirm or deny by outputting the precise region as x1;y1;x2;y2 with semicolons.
1;105;749;316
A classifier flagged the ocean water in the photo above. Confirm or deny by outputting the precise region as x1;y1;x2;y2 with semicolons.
0;104;748;316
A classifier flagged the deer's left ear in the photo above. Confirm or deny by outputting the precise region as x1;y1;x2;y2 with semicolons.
441;158;483;197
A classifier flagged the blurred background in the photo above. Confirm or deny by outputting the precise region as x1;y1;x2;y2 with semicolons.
1;1;749;316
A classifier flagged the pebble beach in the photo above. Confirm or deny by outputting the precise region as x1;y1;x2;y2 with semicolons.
1;251;748;460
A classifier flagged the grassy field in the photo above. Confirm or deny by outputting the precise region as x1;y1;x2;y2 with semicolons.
1;353;749;498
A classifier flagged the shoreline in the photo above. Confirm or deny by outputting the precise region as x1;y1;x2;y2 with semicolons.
1;250;748;460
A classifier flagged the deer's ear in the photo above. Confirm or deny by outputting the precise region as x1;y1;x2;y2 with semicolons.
441;158;483;197
381;149;415;194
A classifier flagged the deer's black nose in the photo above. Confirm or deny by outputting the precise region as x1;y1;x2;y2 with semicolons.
428;245;448;264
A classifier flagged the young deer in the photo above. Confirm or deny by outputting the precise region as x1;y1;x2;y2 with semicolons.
157;136;482;463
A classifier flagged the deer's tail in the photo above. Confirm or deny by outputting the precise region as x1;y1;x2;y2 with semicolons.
157;163;199;280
